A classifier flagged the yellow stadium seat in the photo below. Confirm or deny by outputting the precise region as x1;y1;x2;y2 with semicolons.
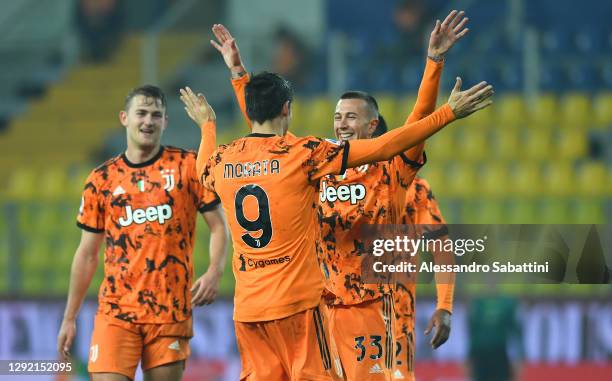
479;163;509;198
556;129;588;160
576;162;607;196
461;198;504;223
496;94;527;127
529;93;558;128
491;128;520;160
456;127;488;161
425;128;456;161
373;94;401;128
417;164;445;197
304;97;334;137
559;93;592;129
5;167;37;200
592;93;612;129
39;166;69;199
396;95;418;123
522;127;552;160
289;98;307;136
445;163;476;197
506;199;537;223
464;104;493;128
511;162;542;197
543;162;574;196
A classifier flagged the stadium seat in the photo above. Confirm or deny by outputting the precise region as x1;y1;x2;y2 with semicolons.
39;166;68;199
511;162;543;197
288;98;307;136
424;127;455;161
304;96;334;137
461;198;504;224
505;199;537;223
559;93;592;129
522;127;553;160
592;92;612;128
455;127;488;161
395;94;417;125
556;129;588;160
529;93;558;128
543;162;574;196
496;94;526;127
373;94;400;129
444;163;476;197
491;128;519;160
572;198;605;224
463;103;493;129
538;199;571;224
478;163;509;198
575;161;607;196
5;167;37;200
417;164;445;197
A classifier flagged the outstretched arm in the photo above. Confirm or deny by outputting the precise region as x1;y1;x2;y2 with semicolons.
403;10;470;162
179;87;217;177
347;78;493;168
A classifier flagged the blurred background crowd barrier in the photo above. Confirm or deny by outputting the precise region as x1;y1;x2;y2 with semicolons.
0;0;610;380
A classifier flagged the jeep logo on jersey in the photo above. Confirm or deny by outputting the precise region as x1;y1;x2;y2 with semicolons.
319;181;366;205
118;204;173;226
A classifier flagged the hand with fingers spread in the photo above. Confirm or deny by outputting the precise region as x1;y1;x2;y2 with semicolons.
179;87;216;127
57;318;76;362
425;309;452;349
428;9;470;60
211;23;246;76
447;77;494;119
191;270;222;307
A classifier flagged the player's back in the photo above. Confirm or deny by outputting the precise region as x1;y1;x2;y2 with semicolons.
202;132;348;322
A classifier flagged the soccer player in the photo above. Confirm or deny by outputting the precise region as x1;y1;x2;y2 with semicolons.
203;16;492;379
56;85;229;381
394;176;454;381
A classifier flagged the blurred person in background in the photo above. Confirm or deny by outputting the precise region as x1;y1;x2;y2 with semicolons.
57;85;229;381
75;0;123;62
391;0;431;65
272;25;314;93
468;295;523;381
207;11;488;378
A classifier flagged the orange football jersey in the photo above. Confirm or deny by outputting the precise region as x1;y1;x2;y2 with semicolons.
77;146;220;324
200;134;349;322
318;59;444;306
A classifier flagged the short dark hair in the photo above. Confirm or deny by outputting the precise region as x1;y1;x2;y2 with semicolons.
245;72;293;124
124;85;167;111
339;91;388;136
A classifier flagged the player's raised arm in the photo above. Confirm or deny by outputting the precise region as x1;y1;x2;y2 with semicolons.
347;78;493;168
180;87;217;177
57;230;104;361
401;10;469;162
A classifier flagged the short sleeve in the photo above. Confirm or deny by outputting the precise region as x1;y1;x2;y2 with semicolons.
76;171;105;233
301;138;350;183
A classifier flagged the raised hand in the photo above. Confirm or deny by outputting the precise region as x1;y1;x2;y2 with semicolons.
447;77;494;119
428;10;469;59
179;87;216;127
210;23;245;74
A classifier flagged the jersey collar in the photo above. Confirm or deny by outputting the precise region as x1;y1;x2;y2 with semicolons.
246;133;277;138
122;146;165;168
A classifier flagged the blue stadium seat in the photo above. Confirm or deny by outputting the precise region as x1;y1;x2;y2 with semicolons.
566;63;597;91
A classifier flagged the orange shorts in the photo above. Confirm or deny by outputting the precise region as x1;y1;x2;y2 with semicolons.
88;313;193;380
235;301;344;381
328;294;396;381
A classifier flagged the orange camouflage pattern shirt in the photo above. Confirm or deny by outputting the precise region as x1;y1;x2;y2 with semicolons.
318;59;444;306
77;146;220;324
200;133;349;322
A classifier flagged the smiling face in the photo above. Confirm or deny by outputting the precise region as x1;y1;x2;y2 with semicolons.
120;95;167;150
333;98;378;141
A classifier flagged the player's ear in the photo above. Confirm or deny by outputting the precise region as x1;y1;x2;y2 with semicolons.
368;118;379;135
119;110;128;127
281;101;291;117
162;114;168;131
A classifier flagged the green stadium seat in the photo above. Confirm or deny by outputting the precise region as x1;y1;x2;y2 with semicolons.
543;162;574;196
592;92;612;128
556;129;588;160
538;199;571;224
505;199;537;223
6;167;38;200
460;198;504;224
496;94;526;127
417;164;445;197
576;161;607;196
572;198;605;224
529;93;558;128
559;93;592;129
